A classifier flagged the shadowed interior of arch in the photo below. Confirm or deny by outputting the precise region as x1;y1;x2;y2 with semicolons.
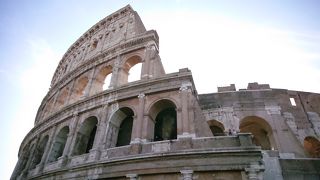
116;108;134;147
154;108;177;141
207;120;225;136
107;107;134;147
29;135;49;169
240;116;275;150
47;126;70;163
72;116;98;156
304;136;320;158
149;99;177;141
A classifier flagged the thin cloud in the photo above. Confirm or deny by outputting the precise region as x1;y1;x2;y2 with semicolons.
143;10;320;93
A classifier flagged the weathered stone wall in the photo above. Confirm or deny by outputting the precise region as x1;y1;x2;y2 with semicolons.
11;5;320;180
199;85;320;158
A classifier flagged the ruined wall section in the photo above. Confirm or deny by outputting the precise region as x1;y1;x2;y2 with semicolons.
280;91;320;139
198;84;320;157
50;5;146;88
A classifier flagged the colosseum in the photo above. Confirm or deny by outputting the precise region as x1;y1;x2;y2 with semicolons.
11;5;320;180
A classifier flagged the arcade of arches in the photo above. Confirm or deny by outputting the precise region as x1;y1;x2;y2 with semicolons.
42;56;143;118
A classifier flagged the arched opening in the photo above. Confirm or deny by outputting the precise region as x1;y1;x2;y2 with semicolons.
115;108;134;147
207;120;225;136
120;55;142;84
47;126;69;163
107;107;134;148
128;62;142;82
91;65;113;94
103;74;112;90
240;116;275;150
56;87;69;109
70;76;89;102
149;99;177;141
72;116;98;156
29;135;49;169
304;136;320;158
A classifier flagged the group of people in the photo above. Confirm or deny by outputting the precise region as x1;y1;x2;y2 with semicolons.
227;128;238;136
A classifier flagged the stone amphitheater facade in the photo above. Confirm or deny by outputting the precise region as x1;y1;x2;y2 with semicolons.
11;5;320;180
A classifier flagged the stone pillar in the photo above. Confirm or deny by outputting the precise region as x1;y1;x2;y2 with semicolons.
265;106;282;151
40;90;60;118
117;67;129;85
79;43;88;62
131;93;145;143
88;109;108;161
52;89;60;107
245;163;264;180
91;120;105;150
65;113;80;157
65;79;76;104
104;122;116;149
38;126;57;171
82;42;92;62
141;113;154;142
62;87;72;106
176;108;183;137
142;44;157;79
110;55;121;88
126;174;138;180
141;47;150;80
178;83;192;138
85;67;97;96
180;170;193;180
94;105;109;148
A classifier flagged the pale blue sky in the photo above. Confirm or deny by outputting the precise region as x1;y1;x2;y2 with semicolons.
1;0;320;179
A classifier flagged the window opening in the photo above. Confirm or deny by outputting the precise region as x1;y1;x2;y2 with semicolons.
290;97;296;106
128;63;142;82
103;74;112;90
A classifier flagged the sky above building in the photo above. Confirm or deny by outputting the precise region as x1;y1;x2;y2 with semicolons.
1;0;320;179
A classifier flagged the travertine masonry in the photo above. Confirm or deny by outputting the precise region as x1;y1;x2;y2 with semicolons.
11;5;320;180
